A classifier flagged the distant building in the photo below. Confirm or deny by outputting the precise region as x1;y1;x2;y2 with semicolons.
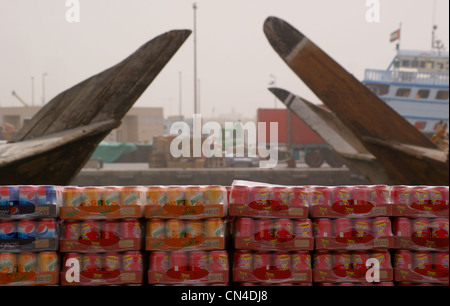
0;106;164;142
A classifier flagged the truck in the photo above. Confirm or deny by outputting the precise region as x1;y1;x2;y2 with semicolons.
257;108;345;168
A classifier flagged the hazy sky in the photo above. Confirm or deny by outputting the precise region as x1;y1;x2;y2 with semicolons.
0;0;448;120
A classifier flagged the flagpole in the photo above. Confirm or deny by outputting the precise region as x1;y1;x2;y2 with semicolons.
397;23;402;53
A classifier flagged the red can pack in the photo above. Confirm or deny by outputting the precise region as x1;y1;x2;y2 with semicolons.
334;218;352;238
353;219;371;238
431;218;449;238
190;251;209;271
369;185;391;205
410;187;429;207
255;219;273;239
313;218;332;238
102;220;121;240
82;253;102;272
413;252;432;270
273;252;291;271
371;250;391;269
428;187;449;207
352;251;370;269
235;218;255;238
352;186;370;205
122;252;143;271
234;251;253;270
433;252;449;270
294;219;313;238
103;252;122;271
209;251;228;271
170;252;188;271
332;187;352;206
372;217;392;237
80;220;101;241
313;251;332;270
253;252;271;270
393;250;412;269
250;186;272;205
393;218;412;236
120;219;142;239
63;221;80;240
272;187;294;206
292;187;309;207
312;187;331;206
63;253;82;272
391;186;411;205
334;251;352;270
274;219;293;239
292;251;311;270
150;252;169;272
231;185;249;204
412;218;430;238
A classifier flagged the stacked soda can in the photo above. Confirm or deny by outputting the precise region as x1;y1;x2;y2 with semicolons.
229;182;313;285
59;185;145;286
146;185;229;285
391;186;449;285
0;185;61;286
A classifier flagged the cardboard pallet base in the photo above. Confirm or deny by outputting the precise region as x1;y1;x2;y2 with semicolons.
59;238;143;252
145;204;225;219
392;204;449;218
394;236;449;251
394;268;449;284
60;270;143;286
313;268;393;283
145;237;225;251
0;271;59;286
229;203;308;219
234;237;314;251
233;268;312;283
314;236;394;250
148;270;228;284
60;205;143;219
311;203;391;218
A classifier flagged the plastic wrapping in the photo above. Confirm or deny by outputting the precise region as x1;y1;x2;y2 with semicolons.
232;250;312;284
147;250;229;284
0;185;62;218
391;186;449;217
233;217;314;251
393;250;449;284
60;251;144;285
312;250;393;283
393;217;449;251
144;185;228;219
60;186;145;219
313;217;394;250
59;219;144;252
0;251;59;286
145;218;227;251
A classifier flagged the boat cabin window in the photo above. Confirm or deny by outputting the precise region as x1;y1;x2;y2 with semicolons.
437;63;445;71
402;60;410;68
412;61;419;68
420;61;426;68
396;88;411;97
367;84;389;96
416;89;430;99
436;90;449;100
426;61;434;69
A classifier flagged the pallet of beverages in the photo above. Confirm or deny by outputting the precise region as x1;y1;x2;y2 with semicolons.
0;251;59;286
393;250;449;284
229;181;309;218
60;186;145;219
147;250;229;284
0;218;59;252
60;219;144;252
391;186;449;218
233;218;314;251
312;250;393;283
145;185;228;219
146;218;227;251
313;217;394;250
233;250;312;284
0;185;62;218
393;217;449;251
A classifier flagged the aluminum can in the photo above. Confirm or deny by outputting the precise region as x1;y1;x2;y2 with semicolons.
431;218;449;238
102;186;121;206
353;218;371;238
230;185;249;204
0;186;19;205
428;186;449;207
122;251;143;271
249;186;272;205
150;252;170;272
0;220;17;239
311;186;331;206
433;252;449;270
170;252;188;271
253;252;271;270
208;251;228;271
185;186;204;206
18;185;39;205
274;219;294;239
393;250;412;269
313;218;333;238
204;218;224;238
146;219;166;239
412;218;430;238
18;219;37;239
391;186;411;205
80;220;101;240
393;218;412;237
82;253;102;272
120;219;142;239
371;250;391;269
235;218;255;238
62;221;81;240
313;251;332;270
334;251;352;270
146;186;167;206
204;185;226;205
369;185;391;205
102;220;121;240
37;218;56;239
185;220;203;239
121;186;143;206
234;251;253;270
82;187;103;207
292;251;311;270
63;186;85;207
166;219;185;239
36;185;57;205
273;252;291;271
413;251;432;270
0;253;17;273
166;186;185;206
292;187;309;207
372;217;392;237
103;252;122;271
18;252;37;273
333;218;352;238
272;187;293;206
38;252;58;272
352;251;370;269
352;186;370;205
332;186;352;206
410;187;429;207
255;219;273;239
62;253;82;272
190;251;209;271
294;219;313;238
